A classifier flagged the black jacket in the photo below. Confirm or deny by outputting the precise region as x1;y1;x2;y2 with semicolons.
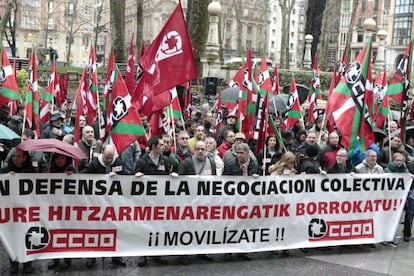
223;158;261;176
135;153;171;175
178;156;216;175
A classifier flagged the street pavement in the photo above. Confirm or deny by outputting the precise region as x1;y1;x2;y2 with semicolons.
1;223;413;276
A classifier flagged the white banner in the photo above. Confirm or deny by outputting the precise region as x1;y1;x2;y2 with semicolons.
0;173;410;262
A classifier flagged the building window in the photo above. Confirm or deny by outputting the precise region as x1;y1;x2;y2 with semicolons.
226;21;232;32
357;33;363;43
247;25;253;35
272;29;276;36
273;17;277;24
68;2;74;15
395;0;413;14
21;0;40;29
271;41;275;48
392;16;412;46
82;36;90;47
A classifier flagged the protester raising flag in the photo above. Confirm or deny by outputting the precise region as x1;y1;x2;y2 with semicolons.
125;33;136;94
0;44;20;108
24;49;40;138
386;39;413;142
40;60;58;124
138;1;197;98
106;66;147;154
307;52;322;123
330;38;375;152
284;75;302;129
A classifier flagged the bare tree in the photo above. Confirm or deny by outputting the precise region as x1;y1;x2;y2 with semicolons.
2;0;17;57
279;0;296;69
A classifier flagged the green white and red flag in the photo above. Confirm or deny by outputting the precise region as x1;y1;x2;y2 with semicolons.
254;56;272;155
85;44;99;124
236;50;253;135
329;38;375;152
0;44;20;108
164;87;184;127
24;49;40;138
284;75;301;129
73;69;86;146
40;61;58;124
386;39;413;141
372;71;387;120
307;52;322;123
271;64;280;95
106;66;147;155
125;33;136;94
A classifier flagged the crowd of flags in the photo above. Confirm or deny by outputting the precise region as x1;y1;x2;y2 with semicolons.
0;0;413;157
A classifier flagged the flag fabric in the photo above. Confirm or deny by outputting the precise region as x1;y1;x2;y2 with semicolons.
40;61;58;124
284;76;302;129
307;52;322;123
102;47;116;141
164;87;184;126
236;50;253;135
337;47;349;85
373;71;387;121
106;66;147;154
56;74;67;109
84;45;99;125
24;49;40;138
254;56;272;155
0;45;20;107
139;1;197;97
271;64;280;95
125;33;136;94
329;38;375;152
325;68;337;133
386;39;413;141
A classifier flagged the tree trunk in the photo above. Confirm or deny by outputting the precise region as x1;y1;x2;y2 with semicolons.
188;0;209;76
135;0;143;59
110;0;126;62
279;0;295;69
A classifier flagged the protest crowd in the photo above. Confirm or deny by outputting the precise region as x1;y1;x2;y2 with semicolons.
1;2;414;274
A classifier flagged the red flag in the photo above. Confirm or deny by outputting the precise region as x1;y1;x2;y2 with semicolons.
236;50;253;134
125;33;136;94
271;64;280;95
139;2;197;97
83;45;99;125
56;74;68;108
24;49;40;138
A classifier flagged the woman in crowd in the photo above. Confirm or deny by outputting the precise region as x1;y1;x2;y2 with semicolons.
0;149;35;273
258;135;284;175
44;153;77;271
268;151;297;175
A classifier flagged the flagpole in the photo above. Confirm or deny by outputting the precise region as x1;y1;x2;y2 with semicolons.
317;111;327;145
170;102;177;154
